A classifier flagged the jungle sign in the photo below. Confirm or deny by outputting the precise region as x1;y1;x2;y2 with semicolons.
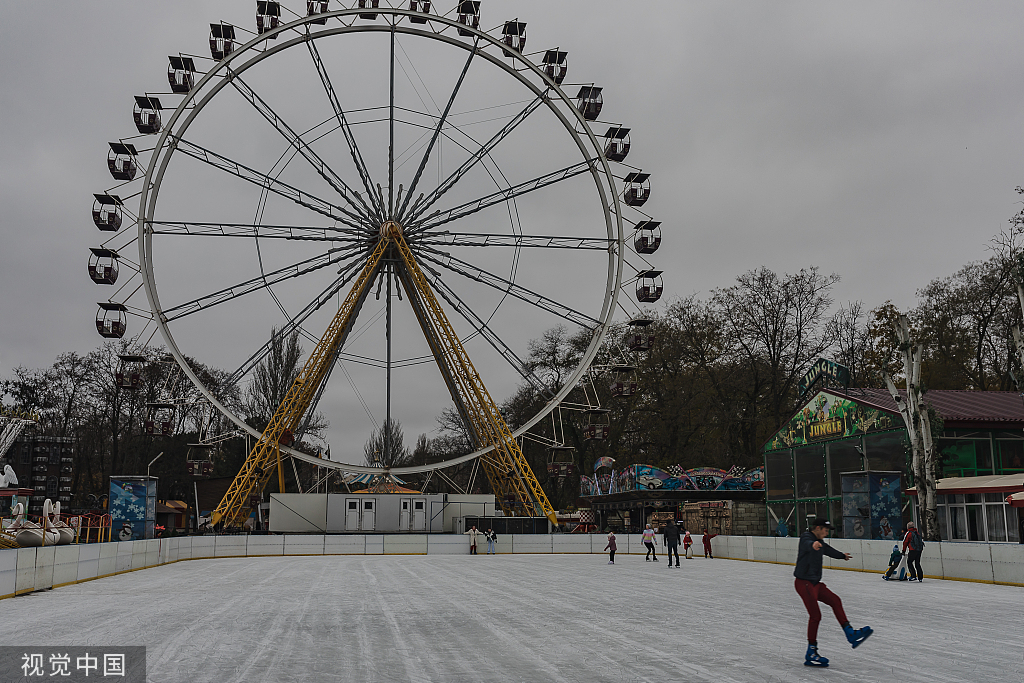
767;391;896;451
799;358;850;396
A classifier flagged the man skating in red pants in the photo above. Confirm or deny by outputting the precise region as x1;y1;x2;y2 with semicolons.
794;519;872;667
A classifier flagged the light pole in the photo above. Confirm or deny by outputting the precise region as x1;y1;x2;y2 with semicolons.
147;451;164;479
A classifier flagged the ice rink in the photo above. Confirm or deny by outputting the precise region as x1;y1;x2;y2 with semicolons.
3;552;1020;682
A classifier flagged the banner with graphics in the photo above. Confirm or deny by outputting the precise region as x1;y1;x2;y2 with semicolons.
766;390;898;451
581;465;765;496
108;478;156;541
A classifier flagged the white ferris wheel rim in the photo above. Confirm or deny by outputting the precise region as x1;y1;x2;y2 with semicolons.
137;7;625;475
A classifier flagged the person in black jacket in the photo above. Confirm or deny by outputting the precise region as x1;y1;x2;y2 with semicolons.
662;520;681;567
794;519;873;668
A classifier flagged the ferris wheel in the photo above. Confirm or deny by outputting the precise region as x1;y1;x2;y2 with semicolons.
88;1;663;527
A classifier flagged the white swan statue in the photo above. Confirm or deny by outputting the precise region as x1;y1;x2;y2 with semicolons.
12;500;59;547
0;464;18;488
49;501;75;544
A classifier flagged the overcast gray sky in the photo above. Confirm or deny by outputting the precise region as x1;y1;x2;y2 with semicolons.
2;1;1023;453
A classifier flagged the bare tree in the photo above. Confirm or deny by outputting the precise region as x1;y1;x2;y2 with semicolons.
883;314;940;542
363;418;411;468
244;327;327;442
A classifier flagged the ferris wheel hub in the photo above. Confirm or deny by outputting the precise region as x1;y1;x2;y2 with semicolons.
380;220;404;239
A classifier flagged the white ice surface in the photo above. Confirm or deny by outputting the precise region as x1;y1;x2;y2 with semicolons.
3;553;1021;683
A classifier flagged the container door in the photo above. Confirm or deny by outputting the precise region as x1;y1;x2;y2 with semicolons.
412;499;426;531
399;498;411;531
345;499;360;531
362;499;376;531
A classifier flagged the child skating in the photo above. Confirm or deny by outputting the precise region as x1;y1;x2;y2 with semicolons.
683;529;694;559
604;531;617;564
794;518;872;667
882;543;907;581
702;529;718;559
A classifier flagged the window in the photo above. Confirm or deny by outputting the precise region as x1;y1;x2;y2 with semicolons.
937;440;991;479
364;501;373;510
827;439;863;498
797;501;828;535
348;501;357;510
997;440;1024;471
986;505;1006;542
414;501;424;510
767;502;795;537
765;450;794;501
937;505;949;540
48;446;60;466
794;446;826;499
949;506;966;539
966;505;984;541
1008;509;1021;543
46;476;58;496
19;443;30;465
864;431;908;480
975;440;993;474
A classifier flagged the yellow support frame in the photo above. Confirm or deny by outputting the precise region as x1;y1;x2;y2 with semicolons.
211;238;388;527
212;225;556;528
389;228;557;525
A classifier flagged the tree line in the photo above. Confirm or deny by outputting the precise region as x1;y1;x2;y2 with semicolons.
4;227;1024;513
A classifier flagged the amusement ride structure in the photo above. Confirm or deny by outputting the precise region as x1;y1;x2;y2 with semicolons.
86;1;663;528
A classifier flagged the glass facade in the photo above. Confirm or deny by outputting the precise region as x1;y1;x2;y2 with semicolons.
794;446;826;499
763;433;887;538
765;396;1024;542
765;451;794;501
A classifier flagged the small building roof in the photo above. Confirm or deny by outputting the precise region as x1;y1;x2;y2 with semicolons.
905;473;1024;496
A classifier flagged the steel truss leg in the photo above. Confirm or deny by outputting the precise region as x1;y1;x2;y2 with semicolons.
211;239;390;527
388;229;557;525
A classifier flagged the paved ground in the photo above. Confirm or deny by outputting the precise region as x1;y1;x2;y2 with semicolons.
4;553;1021;682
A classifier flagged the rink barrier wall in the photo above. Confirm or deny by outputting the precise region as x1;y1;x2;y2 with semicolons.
0;533;1021;600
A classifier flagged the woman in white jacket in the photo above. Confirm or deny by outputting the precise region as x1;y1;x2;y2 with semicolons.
464;525;482;555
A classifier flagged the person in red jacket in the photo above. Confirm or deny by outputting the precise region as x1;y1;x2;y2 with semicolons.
702;529;718;559
902;521;925;582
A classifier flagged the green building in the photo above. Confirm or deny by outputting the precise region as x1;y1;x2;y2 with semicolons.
762;388;1024;542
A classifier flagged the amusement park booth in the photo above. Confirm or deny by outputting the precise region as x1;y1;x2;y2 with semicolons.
762;387;1024;542
579;464;767;535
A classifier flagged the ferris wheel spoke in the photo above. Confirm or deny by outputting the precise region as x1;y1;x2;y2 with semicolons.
414;231;615;250
170;136;369;230
162;244;367;323
307;38;385;221
406;158;600;235
402;96;545;224
224;256;369;389
413;246;600;330
146;220;372;242
396;41;479;220
227;70;377;223
417;261;551;397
